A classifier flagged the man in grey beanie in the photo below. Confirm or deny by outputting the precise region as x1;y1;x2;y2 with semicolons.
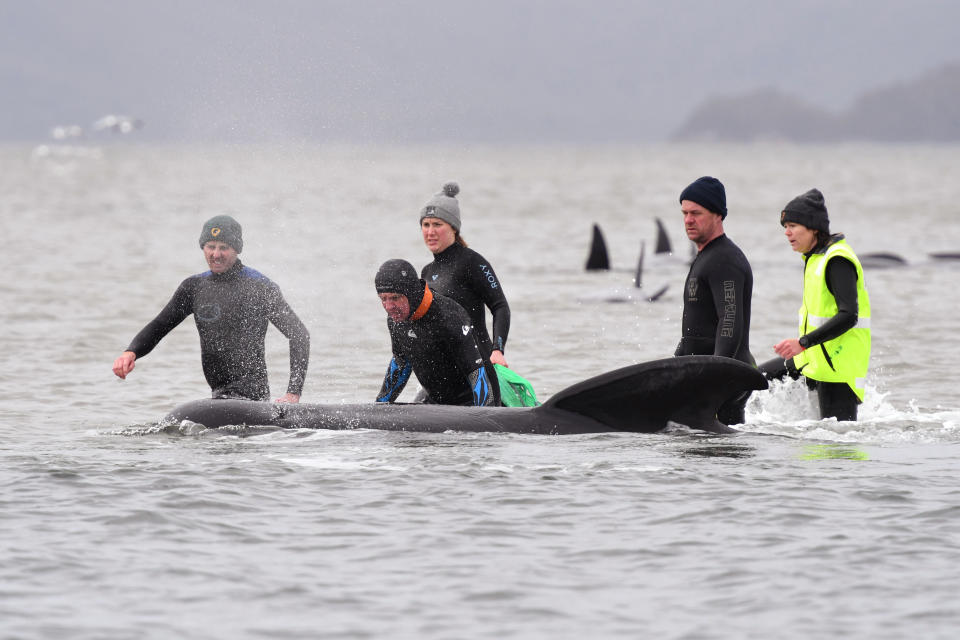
112;215;310;403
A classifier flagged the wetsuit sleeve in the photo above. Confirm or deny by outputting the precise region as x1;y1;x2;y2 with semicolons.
125;280;194;358
468;254;511;353
801;257;859;348
265;284;311;396
377;355;412;403
705;263;749;359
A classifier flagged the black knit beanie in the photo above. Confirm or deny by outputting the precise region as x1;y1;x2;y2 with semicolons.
199;215;243;252
375;259;426;312
780;188;830;234
680;176;727;219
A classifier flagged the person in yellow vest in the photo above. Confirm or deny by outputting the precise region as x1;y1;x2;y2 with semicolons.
760;188;871;420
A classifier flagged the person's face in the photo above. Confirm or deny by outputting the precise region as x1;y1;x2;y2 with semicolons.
681;200;722;246
379;292;411;322
203;241;239;274
421;217;456;254
783;222;818;253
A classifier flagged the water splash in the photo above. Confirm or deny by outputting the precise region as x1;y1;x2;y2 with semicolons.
746;377;960;444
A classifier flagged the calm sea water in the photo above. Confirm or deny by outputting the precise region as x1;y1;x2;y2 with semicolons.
2;143;959;639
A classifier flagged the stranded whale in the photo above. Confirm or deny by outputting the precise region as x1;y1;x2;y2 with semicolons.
164;356;767;435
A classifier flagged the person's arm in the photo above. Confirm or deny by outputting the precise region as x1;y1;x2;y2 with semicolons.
774;257;859;359
801;257;859;347
377;355;412;403
266;284;310;402
112;351;137;379
706;263;748;359
113;281;193;379
469;253;511;366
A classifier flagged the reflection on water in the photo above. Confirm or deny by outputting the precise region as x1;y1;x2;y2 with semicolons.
680;443;756;459
799;444;870;461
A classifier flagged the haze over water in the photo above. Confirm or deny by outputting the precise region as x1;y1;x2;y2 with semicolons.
1;142;959;639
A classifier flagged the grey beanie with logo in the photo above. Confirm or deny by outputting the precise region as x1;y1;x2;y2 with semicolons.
199;215;243;252
419;182;461;232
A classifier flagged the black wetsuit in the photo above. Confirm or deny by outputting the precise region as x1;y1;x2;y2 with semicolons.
759;243;860;420
126;261;310;401
421;243;510;359
377;290;500;406
675;234;755;424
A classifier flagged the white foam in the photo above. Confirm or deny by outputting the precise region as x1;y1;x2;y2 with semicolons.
746;378;960;444
280;456;406;472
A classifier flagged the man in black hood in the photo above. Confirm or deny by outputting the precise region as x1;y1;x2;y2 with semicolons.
374;258;499;406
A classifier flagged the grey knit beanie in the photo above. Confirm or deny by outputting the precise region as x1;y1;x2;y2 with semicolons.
419;182;461;232
199;215;243;252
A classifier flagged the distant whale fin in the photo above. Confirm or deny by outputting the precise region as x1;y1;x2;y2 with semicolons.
654;217;672;254
930;252;960;261
859;252;908;269
633;240;645;288
646;284;668;302
543;356;767;433
585;223;611;270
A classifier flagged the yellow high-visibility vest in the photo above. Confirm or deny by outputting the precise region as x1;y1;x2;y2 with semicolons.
792;238;871;401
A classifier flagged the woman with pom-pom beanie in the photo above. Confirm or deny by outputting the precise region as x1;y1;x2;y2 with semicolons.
418;182;512;367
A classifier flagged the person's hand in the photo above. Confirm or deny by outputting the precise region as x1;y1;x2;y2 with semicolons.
773;339;804;359
113;351;136;379
275;393;300;404
490;350;509;367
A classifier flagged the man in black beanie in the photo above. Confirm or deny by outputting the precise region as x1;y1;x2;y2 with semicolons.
675;176;756;425
375;259;499;406
112;215;310;403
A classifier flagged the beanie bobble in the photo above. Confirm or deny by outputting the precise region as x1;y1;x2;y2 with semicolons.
442;182;459;198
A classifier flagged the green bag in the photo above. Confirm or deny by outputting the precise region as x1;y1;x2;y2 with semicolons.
494;364;541;407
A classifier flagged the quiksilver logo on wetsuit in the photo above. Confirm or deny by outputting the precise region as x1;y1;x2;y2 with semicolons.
196;303;222;322
407;329;417;338
432;274;438;281
462;325;470;335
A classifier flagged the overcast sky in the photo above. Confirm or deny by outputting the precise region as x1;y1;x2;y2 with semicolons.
2;0;957;143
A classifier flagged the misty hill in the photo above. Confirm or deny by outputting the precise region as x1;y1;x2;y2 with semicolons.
672;62;960;142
